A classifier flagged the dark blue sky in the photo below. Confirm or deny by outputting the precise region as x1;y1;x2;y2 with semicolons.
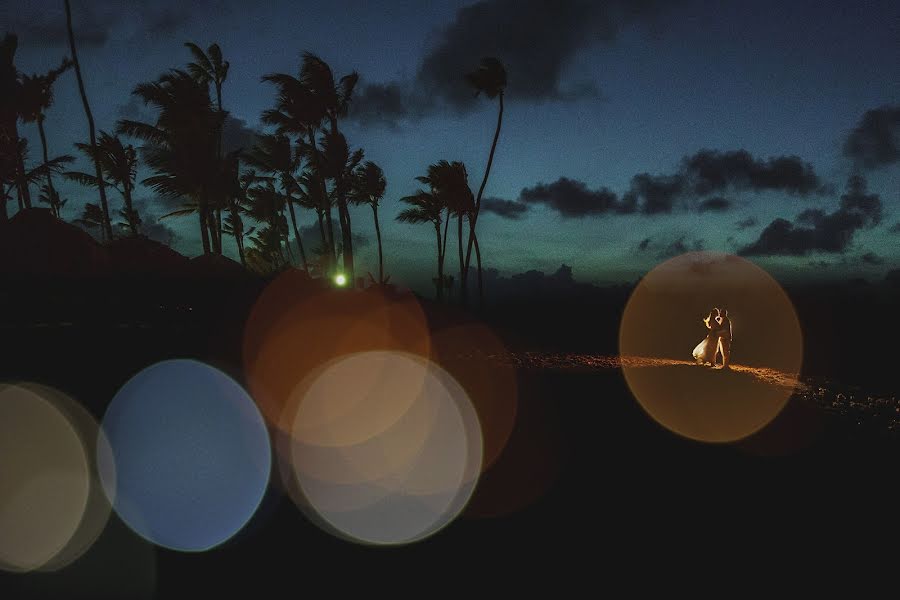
6;0;899;289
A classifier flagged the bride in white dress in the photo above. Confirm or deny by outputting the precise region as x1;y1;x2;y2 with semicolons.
692;308;721;365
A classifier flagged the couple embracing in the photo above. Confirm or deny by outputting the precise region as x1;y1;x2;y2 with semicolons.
692;307;732;369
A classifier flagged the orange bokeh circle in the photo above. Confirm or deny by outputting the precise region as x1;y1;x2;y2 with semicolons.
619;251;803;443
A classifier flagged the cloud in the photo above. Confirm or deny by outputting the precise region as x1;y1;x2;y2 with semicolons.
518;148;821;219
1;1;116;47
296;223;369;256
889;222;900;234
519;177;622;218
859;252;883;266
636;235;704;259
739;175;882;256
697;196;731;212
481;197;529;219
349;0;676;123
133;198;178;245
221;116;260;154
620;173;684;214
735;216;758;230
681;149;823;196
843;104;900;169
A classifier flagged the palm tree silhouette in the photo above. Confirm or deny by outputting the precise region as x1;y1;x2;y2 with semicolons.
38;182;67;217
1;138;72;222
185;42;230;254
246;179;290;269
417;160;474;293
18;58;73;218
262;68;336;271
1;33;32;213
262;53;360;279
351;161;387;284
221;153;253;265
65;0;114;241
463;57;507;307
66;132;141;236
118;70;221;254
397;189;445;300
244;133;310;271
302;53;360;282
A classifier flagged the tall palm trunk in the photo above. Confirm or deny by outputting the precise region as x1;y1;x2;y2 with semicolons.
122;180;138;236
372;204;383;284
214;83;224;254
307;127;336;270
13;121;30;209
316;210;328;253
434;222;444;301
473;229;484;308
36;117;57;216
65;0;113;241
463;92;503;306
286;198;308;271
198;204;211;254
440;209;451;299
329;118;354;282
230;207;245;266
457;212;465;288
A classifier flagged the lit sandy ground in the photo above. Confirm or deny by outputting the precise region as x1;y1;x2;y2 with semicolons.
455;351;805;391
450;351;900;436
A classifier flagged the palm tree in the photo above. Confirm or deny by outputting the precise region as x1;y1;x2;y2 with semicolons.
397;189;445;300
301;54;359;282
244;133;309;270
261;70;336;270
262;53;360;278
320;129;363;277
351;161;387;284
416;160;474;293
18;58;72;218
65;0;113;241
1;33;32;212
185;42;229;253
246;180;289;268
1;138;72;222
118;69;221;254
66;132;140;235
38;182;67;217
463;57;507;307
221;153;253;265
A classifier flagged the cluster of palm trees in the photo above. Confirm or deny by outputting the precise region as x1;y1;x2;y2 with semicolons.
2;3;507;303
397;57;507;305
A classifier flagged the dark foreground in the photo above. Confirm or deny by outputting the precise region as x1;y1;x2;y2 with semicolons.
1;278;899;595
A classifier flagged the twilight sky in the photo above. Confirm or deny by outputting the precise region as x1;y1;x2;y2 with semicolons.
6;0;899;290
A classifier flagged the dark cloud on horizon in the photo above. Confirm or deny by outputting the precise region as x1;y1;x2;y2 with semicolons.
860;252;883;265
481;197;529;219
350;0;676;124
518;149;823;218
739;175;882;257
735;216;758;230
1;1;231;48
697;196;731;212
519;177;621;218
843;104;900;170
637;235;704;259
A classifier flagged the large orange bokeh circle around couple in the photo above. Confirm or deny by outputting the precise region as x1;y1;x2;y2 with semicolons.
618;251;804;444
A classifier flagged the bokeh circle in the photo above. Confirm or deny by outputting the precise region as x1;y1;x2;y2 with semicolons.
283;351;483;545
99;359;272;552
619;252;803;443
0;384;91;572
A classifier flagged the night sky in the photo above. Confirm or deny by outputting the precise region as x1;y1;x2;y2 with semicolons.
6;0;899;290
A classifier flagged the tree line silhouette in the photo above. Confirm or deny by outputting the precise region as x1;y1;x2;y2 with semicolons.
1;2;506;306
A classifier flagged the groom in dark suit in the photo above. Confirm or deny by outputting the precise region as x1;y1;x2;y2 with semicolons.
715;308;733;368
